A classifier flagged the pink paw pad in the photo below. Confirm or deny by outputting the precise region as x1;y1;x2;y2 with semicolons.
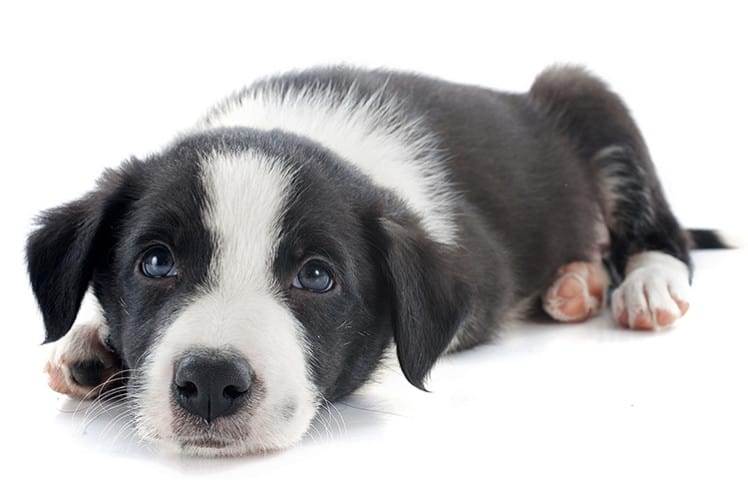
543;262;609;323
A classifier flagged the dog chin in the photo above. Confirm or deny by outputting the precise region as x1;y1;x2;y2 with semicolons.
155;431;303;457
134;396;317;457
162;438;270;458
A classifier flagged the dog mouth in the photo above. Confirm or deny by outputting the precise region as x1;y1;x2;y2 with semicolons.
170;416;252;454
180;436;233;450
175;433;247;455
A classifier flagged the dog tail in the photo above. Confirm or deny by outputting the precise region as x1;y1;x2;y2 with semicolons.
688;229;745;249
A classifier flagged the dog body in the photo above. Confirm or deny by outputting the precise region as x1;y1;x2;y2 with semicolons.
28;66;693;456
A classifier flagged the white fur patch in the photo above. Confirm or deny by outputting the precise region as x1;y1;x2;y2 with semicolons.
611;251;691;330
44;295;117;398
197;78;458;245
135;150;318;455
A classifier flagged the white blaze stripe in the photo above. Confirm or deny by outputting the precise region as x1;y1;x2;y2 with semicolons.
201;150;295;293
136;150;318;453
199;82;458;245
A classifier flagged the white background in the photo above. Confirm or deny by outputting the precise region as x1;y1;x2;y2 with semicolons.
1;1;746;478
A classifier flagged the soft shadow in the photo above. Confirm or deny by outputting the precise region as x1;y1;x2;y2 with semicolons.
51;384;395;473
54;395;154;459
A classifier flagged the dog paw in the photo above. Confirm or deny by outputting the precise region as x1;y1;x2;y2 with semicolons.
543;261;609;322
44;319;122;399
611;252;691;331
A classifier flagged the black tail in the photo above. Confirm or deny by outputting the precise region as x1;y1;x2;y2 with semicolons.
687;229;731;249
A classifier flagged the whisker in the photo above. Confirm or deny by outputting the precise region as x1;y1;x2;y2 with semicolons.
307;421;323;445
112;418;141;453
320;395;347;439
100;408;134;439
78;384;130;424
81;395;129;432
62;369;135;433
318;402;334;441
337;400;405;418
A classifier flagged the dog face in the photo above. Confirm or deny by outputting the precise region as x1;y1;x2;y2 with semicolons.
27;128;465;455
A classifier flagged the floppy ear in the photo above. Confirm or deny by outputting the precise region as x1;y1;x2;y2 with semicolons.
378;217;468;390
26;167;136;343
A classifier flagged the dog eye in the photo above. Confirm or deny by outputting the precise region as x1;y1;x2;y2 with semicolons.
292;261;334;293
141;246;177;278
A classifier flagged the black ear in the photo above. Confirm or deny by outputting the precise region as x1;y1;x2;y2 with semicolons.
26;167;135;343
378;217;468;391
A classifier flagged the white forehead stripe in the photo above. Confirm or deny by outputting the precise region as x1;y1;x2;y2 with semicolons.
200;150;316;449
200;150;296;292
198;81;457;245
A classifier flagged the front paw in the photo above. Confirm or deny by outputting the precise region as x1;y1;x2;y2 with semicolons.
44;321;123;399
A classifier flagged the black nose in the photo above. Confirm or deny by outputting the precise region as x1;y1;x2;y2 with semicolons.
172;351;252;422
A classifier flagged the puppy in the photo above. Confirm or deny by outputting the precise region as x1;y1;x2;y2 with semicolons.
28;65;703;456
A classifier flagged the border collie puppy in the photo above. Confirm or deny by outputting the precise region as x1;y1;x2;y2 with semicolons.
28;66;702;456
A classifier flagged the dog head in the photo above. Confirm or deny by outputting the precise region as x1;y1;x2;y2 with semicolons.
27;128;466;455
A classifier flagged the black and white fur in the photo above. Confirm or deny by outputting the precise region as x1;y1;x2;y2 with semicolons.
28;66;699;456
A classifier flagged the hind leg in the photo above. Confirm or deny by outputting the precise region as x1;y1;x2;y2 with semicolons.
599;145;692;331
532;66;693;331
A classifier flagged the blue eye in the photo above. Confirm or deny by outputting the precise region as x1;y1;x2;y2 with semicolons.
292;261;334;293
141;246;177;278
